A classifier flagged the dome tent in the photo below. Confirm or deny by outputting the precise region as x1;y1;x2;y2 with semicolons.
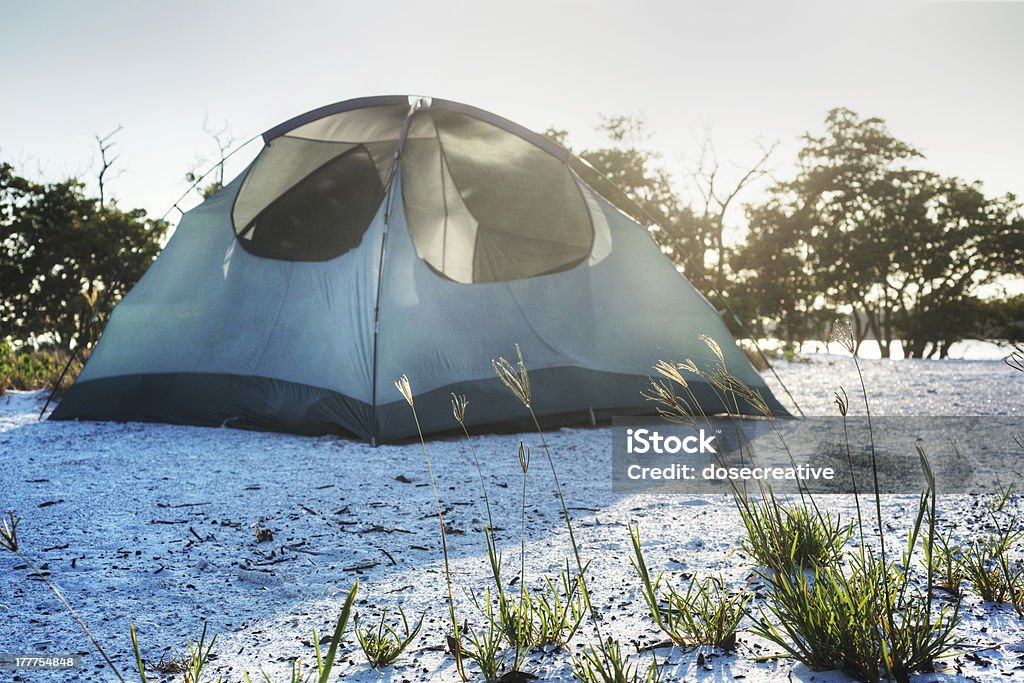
52;95;785;442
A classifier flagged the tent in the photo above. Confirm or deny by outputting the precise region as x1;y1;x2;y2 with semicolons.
52;96;785;442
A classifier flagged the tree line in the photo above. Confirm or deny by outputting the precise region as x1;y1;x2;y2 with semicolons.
554;108;1024;358
2;109;1021;359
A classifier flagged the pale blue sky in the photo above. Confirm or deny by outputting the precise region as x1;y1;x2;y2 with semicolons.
1;0;1021;225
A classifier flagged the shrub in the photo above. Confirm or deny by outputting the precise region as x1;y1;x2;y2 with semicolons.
752;551;961;683
0;341;84;395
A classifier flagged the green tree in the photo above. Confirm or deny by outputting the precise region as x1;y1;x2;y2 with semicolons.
889;177;1023;357
0;162;168;349
977;295;1024;347
734;108;1023;357
731;196;827;347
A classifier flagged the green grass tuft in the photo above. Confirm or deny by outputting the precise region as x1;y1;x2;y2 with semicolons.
572;638;661;683
356;604;424;668
630;524;748;650
735;490;851;573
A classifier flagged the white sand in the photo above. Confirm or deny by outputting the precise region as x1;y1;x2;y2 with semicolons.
1;355;1023;682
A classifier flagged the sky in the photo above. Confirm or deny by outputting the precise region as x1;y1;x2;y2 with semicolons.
2;0;1022;231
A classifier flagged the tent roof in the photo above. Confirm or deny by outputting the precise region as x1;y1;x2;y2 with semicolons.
262;95;571;162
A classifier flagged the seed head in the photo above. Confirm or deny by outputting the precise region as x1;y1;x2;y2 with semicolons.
492;343;531;408
0;511;20;553
708;366;772;417
700;335;725;366
451;393;469;425
518;441;531;474
653;360;689;388
395;375;414;407
677;359;700;376
642;377;696;426
834;387;849;417
829;319;856;354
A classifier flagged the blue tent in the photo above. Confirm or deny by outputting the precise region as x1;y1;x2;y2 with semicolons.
54;96;784;442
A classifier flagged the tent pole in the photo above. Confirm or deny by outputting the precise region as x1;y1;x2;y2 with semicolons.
39;346;79;420
368;100;420;445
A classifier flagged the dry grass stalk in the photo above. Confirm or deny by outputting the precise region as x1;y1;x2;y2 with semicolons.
641;378;696;426
1;510;125;681
492;344;531;408
491;344;599;638
450;392;495;534
394;375;466;680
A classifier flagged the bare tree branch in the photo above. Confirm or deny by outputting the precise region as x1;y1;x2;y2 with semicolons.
688;131;779;291
202;114;235;189
95;125;123;208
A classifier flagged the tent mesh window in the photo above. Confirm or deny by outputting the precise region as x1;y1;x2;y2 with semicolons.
402;110;593;283
232;104;405;261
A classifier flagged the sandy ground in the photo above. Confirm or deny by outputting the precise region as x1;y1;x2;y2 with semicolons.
2;354;1023;682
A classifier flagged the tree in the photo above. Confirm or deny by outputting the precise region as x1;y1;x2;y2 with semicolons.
733;108;1023;357
547;119;778;302
730;196;827;347
888;177;1023;357
689;134;776;293
0;162;168;349
978;295;1024;347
